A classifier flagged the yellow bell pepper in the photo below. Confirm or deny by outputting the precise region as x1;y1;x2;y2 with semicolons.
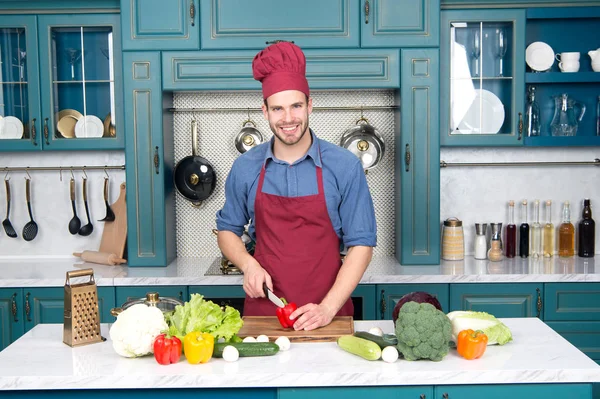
183;331;214;364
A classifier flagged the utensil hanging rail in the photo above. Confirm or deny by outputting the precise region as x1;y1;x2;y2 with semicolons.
169;105;399;112
440;159;600;168
1;165;125;173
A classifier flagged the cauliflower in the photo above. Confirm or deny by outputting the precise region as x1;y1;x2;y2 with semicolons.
109;304;168;358
394;301;452;362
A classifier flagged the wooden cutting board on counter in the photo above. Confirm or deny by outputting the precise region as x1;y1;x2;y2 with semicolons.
237;316;354;342
99;182;127;259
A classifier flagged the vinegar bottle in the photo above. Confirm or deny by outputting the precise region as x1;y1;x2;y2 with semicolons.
578;199;595;257
531;200;542;257
543;200;555;257
519;200;530;258
505;200;516;258
559;201;575;257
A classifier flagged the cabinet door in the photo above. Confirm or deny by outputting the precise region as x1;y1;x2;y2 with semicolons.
544;282;600;321
361;0;440;48
124;51;176;266
0;289;24;351
378;284;449;320
280;386;434;399
121;0;199;50
0;15;42;151
440;9;526;146
399;48;440;265
37;14;124;150
450;283;543;318
435;383;592;399
200;0;359;49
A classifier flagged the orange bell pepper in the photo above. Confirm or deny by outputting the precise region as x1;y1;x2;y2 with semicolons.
457;329;488;360
183;331;214;364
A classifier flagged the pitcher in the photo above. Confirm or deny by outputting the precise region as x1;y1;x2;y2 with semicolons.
550;93;586;137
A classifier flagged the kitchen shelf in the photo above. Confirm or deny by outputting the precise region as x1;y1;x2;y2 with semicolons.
524;135;600;147
526;72;600;84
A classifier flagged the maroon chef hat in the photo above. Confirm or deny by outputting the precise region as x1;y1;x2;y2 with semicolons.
252;42;309;100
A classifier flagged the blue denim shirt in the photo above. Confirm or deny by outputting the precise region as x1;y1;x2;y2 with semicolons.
216;130;377;249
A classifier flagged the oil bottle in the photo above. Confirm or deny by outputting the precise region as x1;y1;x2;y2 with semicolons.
543;200;555;257
578;199;595;257
558;201;575;257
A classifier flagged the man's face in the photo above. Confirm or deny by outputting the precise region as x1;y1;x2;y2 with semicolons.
262;90;312;146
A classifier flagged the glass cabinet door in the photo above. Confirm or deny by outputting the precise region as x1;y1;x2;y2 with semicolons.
441;10;525;146
0;16;41;151
38;14;124;150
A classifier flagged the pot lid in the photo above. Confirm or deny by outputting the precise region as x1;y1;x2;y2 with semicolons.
121;292;184;312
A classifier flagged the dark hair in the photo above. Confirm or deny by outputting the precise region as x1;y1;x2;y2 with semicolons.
264;94;309;107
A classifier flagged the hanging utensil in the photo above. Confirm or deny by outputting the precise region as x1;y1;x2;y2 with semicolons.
2;179;17;238
78;177;93;236
22;178;38;241
98;177;115;222
68;177;81;235
340;117;385;171
235;111;264;154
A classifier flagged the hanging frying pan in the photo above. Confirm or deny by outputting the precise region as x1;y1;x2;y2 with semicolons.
173;120;216;207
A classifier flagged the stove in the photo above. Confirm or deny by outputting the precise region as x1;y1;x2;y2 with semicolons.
204;257;243;276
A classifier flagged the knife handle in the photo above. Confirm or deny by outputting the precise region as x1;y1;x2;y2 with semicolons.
262;282;269;298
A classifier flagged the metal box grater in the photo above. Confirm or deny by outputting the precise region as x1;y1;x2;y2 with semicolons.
63;269;105;347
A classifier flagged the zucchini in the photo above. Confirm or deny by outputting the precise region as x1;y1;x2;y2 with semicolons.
353;331;398;349
337;335;382;361
212;342;280;358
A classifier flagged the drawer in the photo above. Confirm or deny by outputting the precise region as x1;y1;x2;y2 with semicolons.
544;283;600;321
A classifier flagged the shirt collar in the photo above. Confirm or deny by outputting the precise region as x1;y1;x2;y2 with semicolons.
264;129;322;168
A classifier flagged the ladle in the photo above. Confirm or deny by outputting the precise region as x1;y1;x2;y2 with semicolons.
22;178;38;241
2;179;17;238
68;178;81;234
98;177;115;222
78;177;94;236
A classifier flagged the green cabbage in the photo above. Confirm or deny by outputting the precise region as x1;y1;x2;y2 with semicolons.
165;294;243;342
446;311;512;345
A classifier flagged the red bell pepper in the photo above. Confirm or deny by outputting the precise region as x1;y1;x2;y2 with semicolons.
153;333;182;365
276;298;298;328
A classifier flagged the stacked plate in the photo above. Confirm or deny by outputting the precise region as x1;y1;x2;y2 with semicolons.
526;42;555;72
0;116;25;139
57;110;104;138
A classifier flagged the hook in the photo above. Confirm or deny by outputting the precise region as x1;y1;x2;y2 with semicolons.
104;166;109;178
25;167;31;180
4;167;9;181
247;107;250;120
70;167;75;180
82;166;88;179
59;167;63;182
360;106;364;119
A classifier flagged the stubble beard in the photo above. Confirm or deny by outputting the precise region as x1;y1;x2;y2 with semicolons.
270;117;309;146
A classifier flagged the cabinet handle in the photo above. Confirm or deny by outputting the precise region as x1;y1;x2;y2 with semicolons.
518;112;523;140
364;0;370;24
43;118;49;146
380;289;386;319
11;293;18;322
179;291;183;300
154;146;160;175
31;118;37;146
420;395;426;399
405;144;411;172
25;292;31;322
189;1;195;27
443;394;449;399
265;40;295;45
536;287;542;318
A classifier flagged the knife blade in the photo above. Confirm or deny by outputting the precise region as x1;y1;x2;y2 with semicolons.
263;282;285;308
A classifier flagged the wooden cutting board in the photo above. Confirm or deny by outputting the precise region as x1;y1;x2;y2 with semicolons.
99;182;127;259
237;316;354;342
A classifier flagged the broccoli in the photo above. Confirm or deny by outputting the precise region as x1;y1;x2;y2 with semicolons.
394;301;452;362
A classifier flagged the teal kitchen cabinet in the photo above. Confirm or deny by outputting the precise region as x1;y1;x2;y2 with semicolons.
280;386;433;399
163;48;399;91
199;0;359;50
123;51;176;267
378;284;449;320
440;9;526;146
399;48;440;265
544;283;600;362
360;0;440;48
121;0;200;50
0;289;24;351
434;383;592;399
450;283;543;318
115;286;187;304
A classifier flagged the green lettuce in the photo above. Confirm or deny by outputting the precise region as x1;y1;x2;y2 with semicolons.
446;310;513;345
165;294;243;342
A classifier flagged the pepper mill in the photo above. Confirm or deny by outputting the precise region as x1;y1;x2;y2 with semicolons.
490;223;503;250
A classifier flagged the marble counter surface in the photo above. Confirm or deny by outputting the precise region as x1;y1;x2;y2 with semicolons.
0;255;599;288
0;318;598;390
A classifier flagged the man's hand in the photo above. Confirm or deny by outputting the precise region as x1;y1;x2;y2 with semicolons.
289;303;336;331
242;260;273;298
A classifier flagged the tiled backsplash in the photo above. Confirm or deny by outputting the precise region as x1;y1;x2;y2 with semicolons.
441;147;600;256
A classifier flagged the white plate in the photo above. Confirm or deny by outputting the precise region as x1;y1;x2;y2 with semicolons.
0;116;24;139
456;89;505;134
526;41;555;72
74;115;104;138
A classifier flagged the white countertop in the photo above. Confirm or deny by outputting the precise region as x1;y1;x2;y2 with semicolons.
0;255;598;288
0;318;598;390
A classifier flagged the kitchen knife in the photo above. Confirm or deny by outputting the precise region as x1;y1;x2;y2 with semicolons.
263;282;285;308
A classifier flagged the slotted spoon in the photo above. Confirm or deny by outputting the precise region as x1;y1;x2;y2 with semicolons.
2;179;17;238
22;178;38;241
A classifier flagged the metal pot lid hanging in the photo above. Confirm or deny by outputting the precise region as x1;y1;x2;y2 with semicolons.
340;116;386;171
235;117;264;154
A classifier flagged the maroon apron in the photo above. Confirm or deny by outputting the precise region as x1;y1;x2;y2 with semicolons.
244;156;354;317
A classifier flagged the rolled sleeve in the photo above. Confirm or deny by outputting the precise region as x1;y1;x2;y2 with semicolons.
215;161;250;237
339;162;377;248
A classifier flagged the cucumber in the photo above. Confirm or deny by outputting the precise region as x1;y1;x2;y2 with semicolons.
212;342;280;358
337;335;382;361
353;331;398;349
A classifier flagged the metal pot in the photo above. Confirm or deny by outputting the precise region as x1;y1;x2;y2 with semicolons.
340;117;385;171
173;120;217;207
235;120;264;153
110;292;183;317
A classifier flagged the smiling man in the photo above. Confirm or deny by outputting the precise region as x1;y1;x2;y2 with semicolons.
216;42;376;331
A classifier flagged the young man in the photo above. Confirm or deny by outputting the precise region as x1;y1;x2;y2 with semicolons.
216;42;376;331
